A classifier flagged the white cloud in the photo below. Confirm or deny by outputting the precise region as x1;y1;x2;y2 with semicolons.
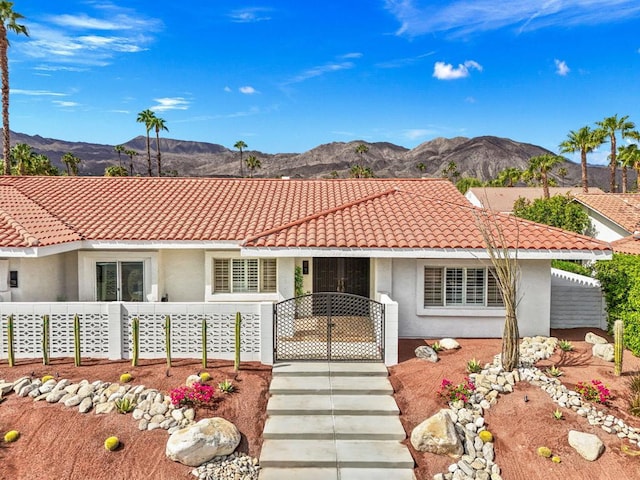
465;96;477;103
433;60;482;80
11;89;67;96
376;52;435;69
150;97;190;112
340;52;363;59
555;59;570;76
53;100;80;108
384;0;640;37
229;8;272;23
239;86;258;94
284;61;355;85
403;129;435;140
224;86;232;93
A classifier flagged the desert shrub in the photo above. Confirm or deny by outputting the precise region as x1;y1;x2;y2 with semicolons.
628;372;640;394
558;339;574;352
218;379;235;394
104;436;119;451
575;379;611;404
546;365;563;377
199;372;212;382
431;341;442;353
466;358;482;374
170;383;216;408
119;373;133;383
478;430;493;443
629;393;640;417
4;430;20;443
438;378;475;404
552;408;563;420
537;446;552;458
114;398;135;414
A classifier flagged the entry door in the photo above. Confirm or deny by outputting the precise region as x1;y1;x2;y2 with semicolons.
313;258;370;298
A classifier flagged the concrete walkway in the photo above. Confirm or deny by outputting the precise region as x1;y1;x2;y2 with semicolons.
258;362;415;480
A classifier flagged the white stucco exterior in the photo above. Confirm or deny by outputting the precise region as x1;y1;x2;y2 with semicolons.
583;208;629;242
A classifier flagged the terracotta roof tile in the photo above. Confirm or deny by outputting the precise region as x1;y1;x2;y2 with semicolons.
0;176;610;253
611;235;640;255
468;187;604;212
574;193;640;233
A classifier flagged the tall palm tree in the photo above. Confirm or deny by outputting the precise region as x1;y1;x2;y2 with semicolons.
61;152;81;176
495;167;522;187
596;114;636;192
125;149;138;176
136;109;156;176
114;144;125;168
527;154;563;199
618;143;640;193
355;143;369;170
10;142;30;175
245;155;261;178
234;140;247;177
150;116;168;177
416;162;426;174
557;167;568;187
559;126;604;193
0;2;27;175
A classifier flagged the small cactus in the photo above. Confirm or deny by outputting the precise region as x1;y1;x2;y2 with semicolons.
614;319;624;376
120;373;133;383
4;430;20;443
42;315;50;365
164;315;172;368
73;314;82;367
104;436;120;451
131;317;139;367
41;374;54;383
537;446;552;458
478;430;493;443
7;314;15;367
234;312;242;372
551;455;561;463
201;318;208;369
199;372;211;382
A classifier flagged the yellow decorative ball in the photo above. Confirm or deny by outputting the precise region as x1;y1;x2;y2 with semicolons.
4;430;20;443
41;375;54;383
104;436;120;451
478;430;493;443
120;373;133;383
552;455;561;463
199;372;211;382
537;446;552;458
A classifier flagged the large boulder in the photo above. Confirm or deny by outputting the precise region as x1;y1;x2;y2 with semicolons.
592;343;614;362
415;345;439;363
585;332;608;345
568;430;604;461
166;417;240;467
411;410;463;458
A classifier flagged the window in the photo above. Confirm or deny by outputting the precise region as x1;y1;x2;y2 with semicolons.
423;266;503;307
96;261;144;301
212;259;276;293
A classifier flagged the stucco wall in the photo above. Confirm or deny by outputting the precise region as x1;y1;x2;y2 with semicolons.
584;208;628;242
393;258;551;338
6;254;73;302
160;250;205;302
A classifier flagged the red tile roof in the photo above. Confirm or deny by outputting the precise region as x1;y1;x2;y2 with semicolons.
467;187;604;213
611;235;640;255
0;176;610;253
574;193;640;233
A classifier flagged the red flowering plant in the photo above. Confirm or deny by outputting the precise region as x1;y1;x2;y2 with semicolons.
575;379;611;405
438;377;476;405
170;382;216;408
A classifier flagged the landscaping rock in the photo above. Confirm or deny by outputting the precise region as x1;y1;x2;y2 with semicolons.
166;417;241;467
568;430;604;461
592;343;614;362
411;409;463;458
440;338;461;350
585;332;608;345
415;345;439;363
186;374;202;387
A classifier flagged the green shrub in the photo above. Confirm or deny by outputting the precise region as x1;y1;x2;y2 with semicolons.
104;436;120;451
4;430;20;443
513;195;590;235
218;379;235;394
551;260;592;277
628;372;640;394
629;393;640;417
114;398;135;414
431;341;442;353
466;358;482;374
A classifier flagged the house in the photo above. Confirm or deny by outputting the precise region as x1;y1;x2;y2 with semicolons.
0;176;611;365
573;193;640;242
466;187;604;214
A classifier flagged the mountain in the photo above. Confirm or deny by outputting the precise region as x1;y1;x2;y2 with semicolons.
7;131;624;190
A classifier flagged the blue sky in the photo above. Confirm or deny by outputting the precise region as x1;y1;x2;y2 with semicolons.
7;1;640;163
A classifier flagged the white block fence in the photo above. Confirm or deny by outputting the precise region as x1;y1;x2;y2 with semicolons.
0;302;274;364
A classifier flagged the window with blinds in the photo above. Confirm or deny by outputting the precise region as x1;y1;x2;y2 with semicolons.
445;268;464;305
212;258;276;293
424;267;443;306
486;268;504;307
423;266;505;308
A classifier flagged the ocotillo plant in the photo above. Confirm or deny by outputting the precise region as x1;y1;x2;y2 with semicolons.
614;319;624;376
7;314;15;367
164;315;172;368
234;312;242;372
42;315;50;365
131;317;140;367
201;318;208;368
73;314;81;367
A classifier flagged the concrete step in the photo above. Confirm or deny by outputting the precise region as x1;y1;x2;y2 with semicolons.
263;415;406;440
259;439;414;468
258;467;416;480
266;394;400;416
269;376;393;395
272;362;388;377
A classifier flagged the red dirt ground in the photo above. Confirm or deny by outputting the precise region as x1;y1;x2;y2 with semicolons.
0;358;271;480
390;329;640;480
2;330;640;480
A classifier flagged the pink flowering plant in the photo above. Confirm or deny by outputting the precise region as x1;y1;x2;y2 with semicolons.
170;382;216;408
438;377;476;405
575;379;611;405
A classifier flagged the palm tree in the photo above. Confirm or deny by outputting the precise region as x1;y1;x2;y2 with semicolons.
596;114;636;192
0;2;27;176
234;140;247;177
150;116;168;177
61;152;81;176
136;109;156;176
441;161;460;182
105;165;128;177
557;167;568;187
125;149;138;176
349;164;374;178
355;143;369;170
559;126;604;193
114;144;125;168
618;143;640;193
526;154;563;199
245;155;261;178
10;142;30;175
495;167;522;187
416;162;426;174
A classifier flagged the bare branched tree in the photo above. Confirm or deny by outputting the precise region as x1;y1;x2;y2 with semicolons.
474;209;521;371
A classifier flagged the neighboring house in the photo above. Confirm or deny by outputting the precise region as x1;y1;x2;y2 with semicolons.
573;193;640;243
466;187;604;214
0;177;611;365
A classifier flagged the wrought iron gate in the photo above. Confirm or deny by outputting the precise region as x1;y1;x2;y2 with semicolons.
273;293;384;362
